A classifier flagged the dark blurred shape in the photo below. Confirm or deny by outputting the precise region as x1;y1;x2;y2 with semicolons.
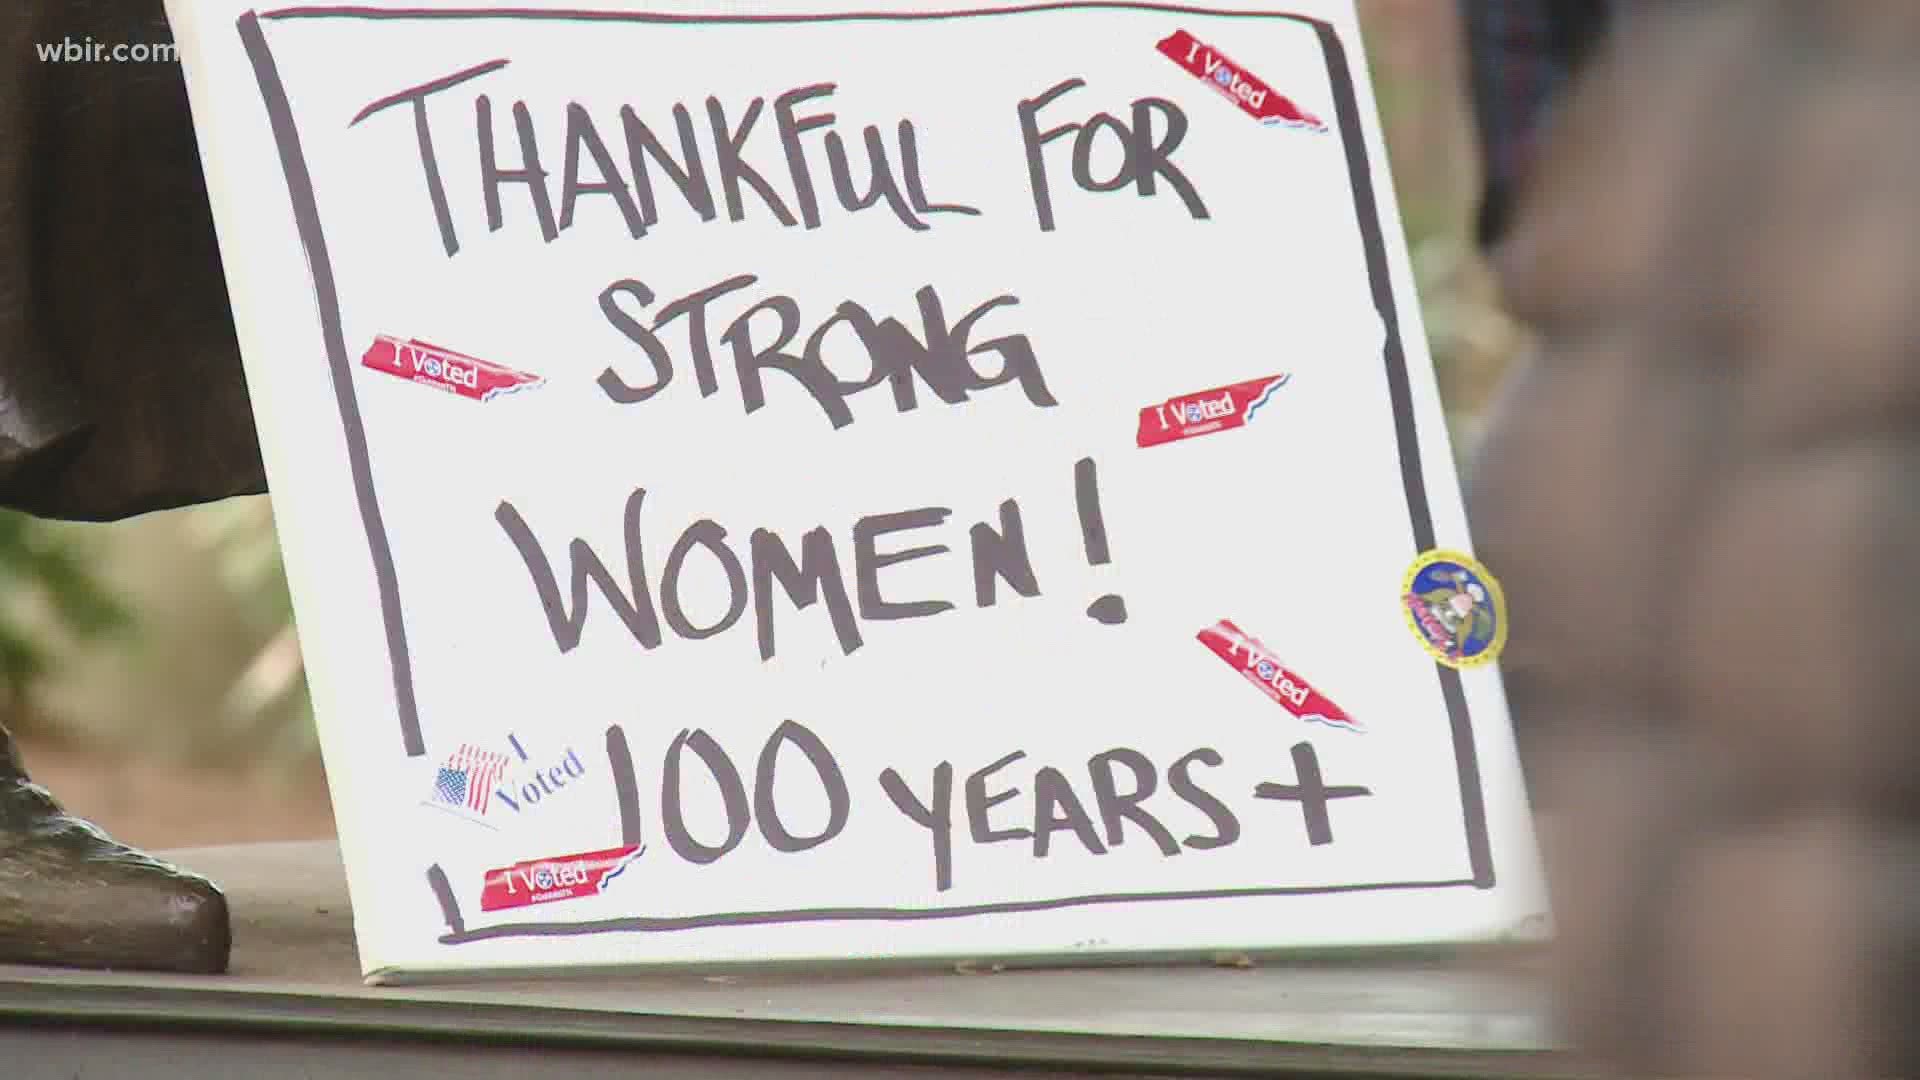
1465;1;1920;1075
1459;0;1616;250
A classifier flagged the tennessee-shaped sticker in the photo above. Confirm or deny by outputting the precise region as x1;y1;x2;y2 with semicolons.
1197;619;1360;732
479;843;641;912
1137;374;1290;448
361;334;543;402
1154;29;1329;132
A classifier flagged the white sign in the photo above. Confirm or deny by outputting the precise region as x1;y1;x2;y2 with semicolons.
166;0;1548;981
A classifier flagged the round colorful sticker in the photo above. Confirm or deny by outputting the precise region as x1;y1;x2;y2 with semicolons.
1401;550;1507;669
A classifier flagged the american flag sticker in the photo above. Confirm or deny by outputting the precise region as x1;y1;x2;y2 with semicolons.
428;744;512;820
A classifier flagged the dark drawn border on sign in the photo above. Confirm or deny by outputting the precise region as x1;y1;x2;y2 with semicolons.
238;13;423;757
233;3;1499;945
432;874;1483;939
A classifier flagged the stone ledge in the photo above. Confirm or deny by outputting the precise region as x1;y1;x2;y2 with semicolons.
0;841;1576;1078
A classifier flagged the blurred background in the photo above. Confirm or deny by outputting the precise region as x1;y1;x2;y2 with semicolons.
6;1;1527;853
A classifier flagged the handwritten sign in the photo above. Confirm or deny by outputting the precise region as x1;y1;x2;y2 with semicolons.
165;0;1548;979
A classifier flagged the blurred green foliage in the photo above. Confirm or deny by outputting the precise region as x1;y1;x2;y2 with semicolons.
0;510;131;724
1357;0;1527;466
186;497;317;764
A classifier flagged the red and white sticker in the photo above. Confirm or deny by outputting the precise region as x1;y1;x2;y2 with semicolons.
1155;29;1328;132
1197;619;1360;732
361;335;544;402
1137;374;1290;448
479;843;641;912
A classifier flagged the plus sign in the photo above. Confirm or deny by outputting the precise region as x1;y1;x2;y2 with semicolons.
1253;741;1372;846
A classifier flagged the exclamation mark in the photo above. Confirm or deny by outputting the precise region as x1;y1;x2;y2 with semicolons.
1076;456;1128;625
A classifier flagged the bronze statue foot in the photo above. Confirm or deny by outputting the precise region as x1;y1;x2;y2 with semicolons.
0;739;230;975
